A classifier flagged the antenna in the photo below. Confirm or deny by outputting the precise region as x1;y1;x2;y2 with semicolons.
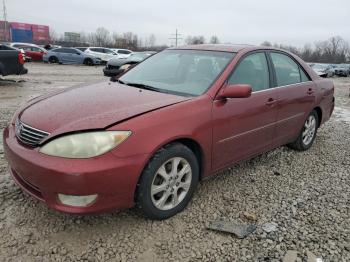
2;0;8;41
169;29;182;47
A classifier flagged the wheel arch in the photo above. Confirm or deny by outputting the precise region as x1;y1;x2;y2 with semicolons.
137;137;206;185
313;106;322;127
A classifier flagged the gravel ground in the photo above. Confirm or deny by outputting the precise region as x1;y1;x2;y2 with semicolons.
0;63;349;262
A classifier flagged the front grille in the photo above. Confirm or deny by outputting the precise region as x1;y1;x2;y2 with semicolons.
15;119;50;147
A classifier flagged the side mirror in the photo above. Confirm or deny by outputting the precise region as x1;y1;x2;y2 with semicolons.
76;52;81;55
218;84;252;99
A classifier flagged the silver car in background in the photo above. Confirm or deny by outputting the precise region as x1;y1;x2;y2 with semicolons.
311;64;334;78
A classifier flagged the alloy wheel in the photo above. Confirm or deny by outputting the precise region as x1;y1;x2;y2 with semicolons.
151;157;192;211
302;115;316;146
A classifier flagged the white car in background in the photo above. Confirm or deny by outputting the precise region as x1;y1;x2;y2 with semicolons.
112;49;133;59
76;47;118;62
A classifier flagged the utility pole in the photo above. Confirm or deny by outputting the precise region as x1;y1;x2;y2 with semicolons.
169;29;182;47
2;0;8;41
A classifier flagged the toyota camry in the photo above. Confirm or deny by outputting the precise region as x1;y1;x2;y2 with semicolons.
3;44;334;220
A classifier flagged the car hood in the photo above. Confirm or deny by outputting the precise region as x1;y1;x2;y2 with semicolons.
19;81;191;136
107;58;134;67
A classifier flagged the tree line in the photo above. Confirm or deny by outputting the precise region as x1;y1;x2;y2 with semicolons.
51;28;349;63
261;36;349;63
50;27;167;51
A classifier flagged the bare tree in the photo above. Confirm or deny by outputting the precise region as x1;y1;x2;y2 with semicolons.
147;34;156;47
210;36;220;44
185;35;205;45
90;27;111;46
261;41;272;47
49;29;59;43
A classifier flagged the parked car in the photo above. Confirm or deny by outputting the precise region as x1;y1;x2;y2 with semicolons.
3;45;334;220
43;48;101;65
76;47;118;62
310;64;334;78
334;64;350;77
103;51;156;77
8;42;47;61
112;49;133;59
0;44;28;76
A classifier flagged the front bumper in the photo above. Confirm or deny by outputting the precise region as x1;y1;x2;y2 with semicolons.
93;59;102;65
3;125;149;214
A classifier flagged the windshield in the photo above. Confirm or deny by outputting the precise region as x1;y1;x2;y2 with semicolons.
120;50;235;96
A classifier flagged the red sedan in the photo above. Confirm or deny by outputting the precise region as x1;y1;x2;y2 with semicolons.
11;43;47;61
3;45;334;220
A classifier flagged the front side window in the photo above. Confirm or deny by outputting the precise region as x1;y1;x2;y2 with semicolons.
119;50;131;54
270;52;302;86
120;50;235;96
228;52;270;92
31;47;41;52
104;49;115;54
90;48;103;53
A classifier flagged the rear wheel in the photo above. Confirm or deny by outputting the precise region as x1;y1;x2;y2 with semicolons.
135;143;199;220
288;110;319;151
48;56;58;63
84;58;93;66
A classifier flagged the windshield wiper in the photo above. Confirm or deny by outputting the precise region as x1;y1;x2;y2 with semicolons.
125;82;163;93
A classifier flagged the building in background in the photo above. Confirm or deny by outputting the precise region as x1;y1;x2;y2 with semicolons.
64;32;80;43
0;20;50;44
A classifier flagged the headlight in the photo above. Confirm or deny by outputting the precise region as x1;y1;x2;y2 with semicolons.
120;64;131;71
39;131;131;158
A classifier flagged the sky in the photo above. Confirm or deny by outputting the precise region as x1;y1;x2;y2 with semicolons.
4;0;350;47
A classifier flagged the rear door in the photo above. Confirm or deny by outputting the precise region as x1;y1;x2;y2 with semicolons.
27;46;42;61
68;49;83;64
268;51;316;146
212;51;279;170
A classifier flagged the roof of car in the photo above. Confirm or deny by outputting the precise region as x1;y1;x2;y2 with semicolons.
170;44;257;53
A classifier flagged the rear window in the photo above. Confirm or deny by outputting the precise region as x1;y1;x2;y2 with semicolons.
90;48;103;53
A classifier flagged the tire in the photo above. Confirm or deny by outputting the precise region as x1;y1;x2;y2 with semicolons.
135;143;199;220
48;56;58;63
288;110;319;151
84;58;93;66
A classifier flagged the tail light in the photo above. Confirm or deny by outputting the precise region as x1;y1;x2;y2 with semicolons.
18;52;25;65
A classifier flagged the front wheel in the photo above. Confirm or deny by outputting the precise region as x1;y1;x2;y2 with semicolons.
288;110;319;151
135;143;199;220
48;56;58;63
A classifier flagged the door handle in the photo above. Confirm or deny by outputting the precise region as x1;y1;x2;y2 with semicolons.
307;89;314;95
265;98;278;106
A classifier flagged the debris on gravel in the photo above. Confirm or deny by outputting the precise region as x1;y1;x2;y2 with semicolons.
283;250;298;262
207;219;257;238
0;64;349;261
262;222;278;233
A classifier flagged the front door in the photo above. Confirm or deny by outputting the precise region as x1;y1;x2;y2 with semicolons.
212;52;279;171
